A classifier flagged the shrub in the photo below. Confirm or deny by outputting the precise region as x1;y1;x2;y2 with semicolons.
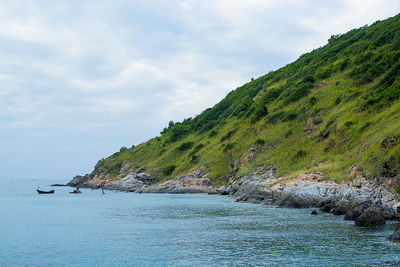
119;146;128;152
282;110;297;122
265;110;297;124
260;87;283;105
209;130;218;138
163;165;176;176
285;81;313;104
251;104;268;123
302;76;315;83
255;139;265;145
223;143;235;153
177;141;195;151
232;95;253;117
316;67;332;79
295;150;307;158
266;111;286;124
345;121;354;127
309;96;317;106
221;130;237;142
285;130;293;138
359;122;371;132
199;120;216;133
192;143;205;153
335;96;342;105
190;154;199;163
170;124;189;142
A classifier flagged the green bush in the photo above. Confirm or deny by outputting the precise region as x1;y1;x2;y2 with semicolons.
221;130;236;142
255;139;265;145
282;110;297;122
309;96;317;106
192;143;205;153
345;121;354;127
209;130;218;138
266;111;286;124
251;104;268;123
190;154;199;163
163;165;176;176
223;143;235;153
295;150;307;158
285;130;293;138
266;110;297;124
335;96;342;105
170;124;190;142
177;141;195;151
260;87;283;105
284;81;313;104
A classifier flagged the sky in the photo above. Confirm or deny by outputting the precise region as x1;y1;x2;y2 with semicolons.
1;1;399;180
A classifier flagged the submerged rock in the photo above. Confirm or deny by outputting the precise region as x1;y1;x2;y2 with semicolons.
320;204;333;213
388;224;400;242
311;210;319;215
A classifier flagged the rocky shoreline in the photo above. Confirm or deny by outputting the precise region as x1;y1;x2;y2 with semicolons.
67;167;400;241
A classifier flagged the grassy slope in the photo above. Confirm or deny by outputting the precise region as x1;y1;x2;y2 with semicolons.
94;14;400;188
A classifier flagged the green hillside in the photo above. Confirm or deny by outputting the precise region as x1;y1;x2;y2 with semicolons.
93;14;400;189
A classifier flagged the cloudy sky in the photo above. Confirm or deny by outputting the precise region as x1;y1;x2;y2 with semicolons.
1;1;399;180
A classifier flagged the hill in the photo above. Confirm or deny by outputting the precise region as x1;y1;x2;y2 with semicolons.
85;14;400;193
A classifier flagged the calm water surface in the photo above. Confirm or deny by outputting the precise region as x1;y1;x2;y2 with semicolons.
0;179;399;266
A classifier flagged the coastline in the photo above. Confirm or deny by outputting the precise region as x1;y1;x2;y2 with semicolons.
67;167;400;231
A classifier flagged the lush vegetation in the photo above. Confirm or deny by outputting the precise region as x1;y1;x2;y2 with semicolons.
93;14;400;188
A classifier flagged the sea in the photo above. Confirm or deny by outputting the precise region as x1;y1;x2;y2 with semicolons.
1;178;400;267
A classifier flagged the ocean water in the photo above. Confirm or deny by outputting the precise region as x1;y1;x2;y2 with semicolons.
0;179;399;267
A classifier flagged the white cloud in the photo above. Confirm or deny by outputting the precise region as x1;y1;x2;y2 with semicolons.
0;0;399;179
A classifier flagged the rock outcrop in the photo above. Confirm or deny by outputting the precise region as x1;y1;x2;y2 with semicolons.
140;170;215;194
105;172;160;192
227;168;400;226
67;174;96;188
69;169;216;194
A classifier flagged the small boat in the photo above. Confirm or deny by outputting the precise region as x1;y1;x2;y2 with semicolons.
69;187;82;194
37;189;55;194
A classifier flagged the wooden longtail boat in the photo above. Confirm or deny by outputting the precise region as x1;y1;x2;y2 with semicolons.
37;189;55;194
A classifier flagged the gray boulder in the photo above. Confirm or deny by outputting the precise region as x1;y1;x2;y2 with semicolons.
344;199;372;221
142;170;215;193
355;206;386;226
333;202;350;215
106;172;158;192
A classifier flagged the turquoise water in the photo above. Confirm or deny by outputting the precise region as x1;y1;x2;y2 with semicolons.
1;179;400;266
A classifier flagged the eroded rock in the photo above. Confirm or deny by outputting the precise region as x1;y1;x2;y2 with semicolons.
344;199;372;221
141;170;215;194
355;206;386;227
